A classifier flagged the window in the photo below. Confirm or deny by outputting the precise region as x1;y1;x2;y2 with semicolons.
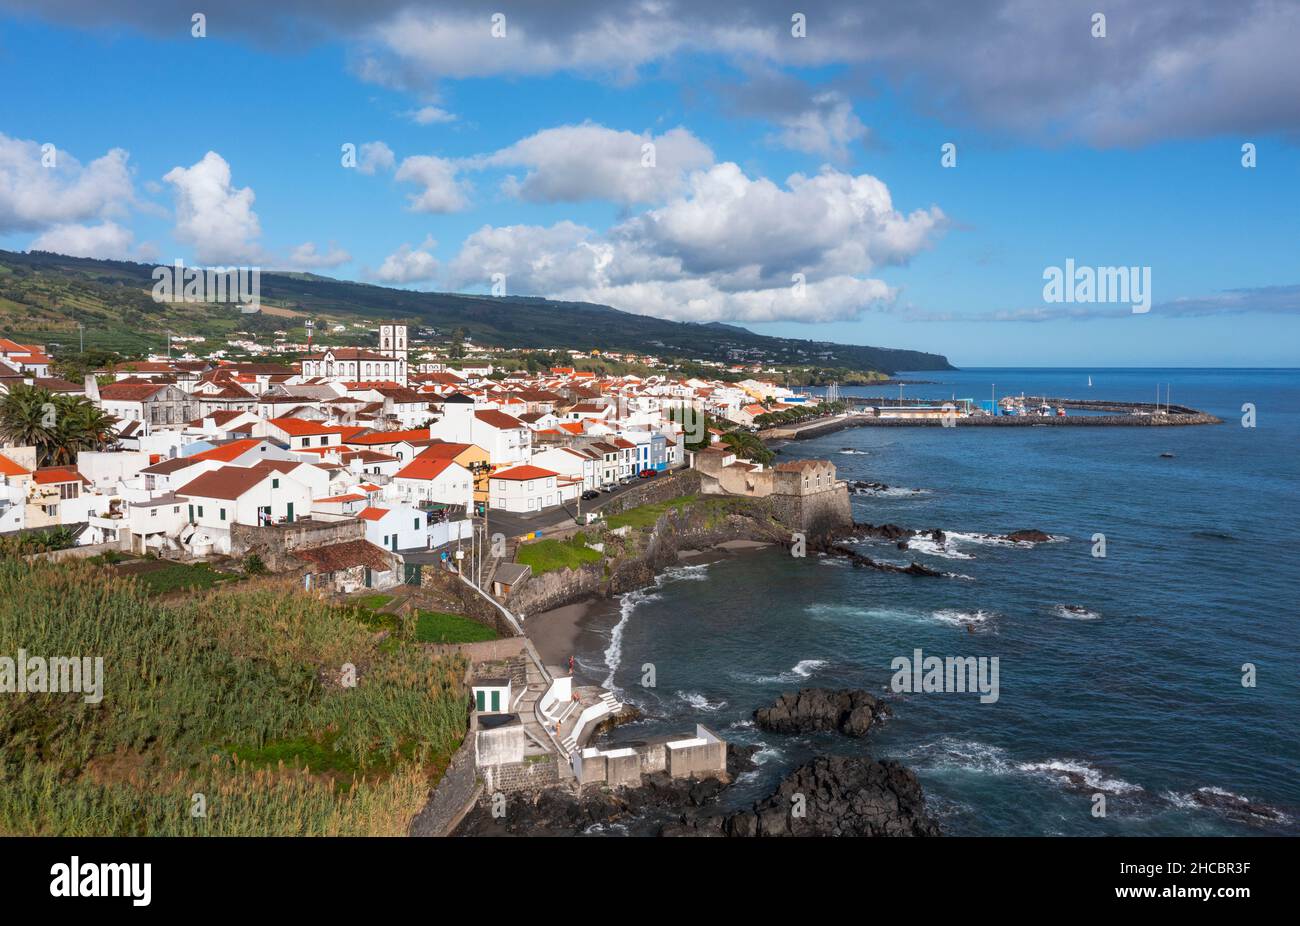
151;509;157;518
319;436;328;446
413;518;420;530
301;438;310;447
173;506;180;514
219;509;226;521
272;479;279;488
197;506;204;517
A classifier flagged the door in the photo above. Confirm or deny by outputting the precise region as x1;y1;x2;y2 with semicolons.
476;690;486;712
391;535;398;551
285;502;293;523
363;567;372;588
490;690;500;712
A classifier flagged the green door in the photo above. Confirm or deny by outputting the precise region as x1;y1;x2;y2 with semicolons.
187;504;194;522
285;502;294;523
363;567;372;588
490;690;500;712
475;690;486;712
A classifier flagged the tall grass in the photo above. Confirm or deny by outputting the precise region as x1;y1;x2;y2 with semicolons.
0;558;468;835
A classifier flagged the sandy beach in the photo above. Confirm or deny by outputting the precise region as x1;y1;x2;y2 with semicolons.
526;599;591;667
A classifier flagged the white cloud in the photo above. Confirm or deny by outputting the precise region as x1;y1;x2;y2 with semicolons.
162;151;263;264
770;92;869;162
445;162;943;323
29;221;135;260
407;105;456;125
0;134;134;233
394;154;469;212
479;123;714;205
356;140;396;175
371;235;439;284
288;241;351;270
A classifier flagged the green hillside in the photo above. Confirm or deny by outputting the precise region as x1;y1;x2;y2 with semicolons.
0;249;954;374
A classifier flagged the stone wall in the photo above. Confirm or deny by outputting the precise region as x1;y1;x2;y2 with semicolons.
767;484;853;537
597;468;701;515
508;561;604;618
408;723;480;837
230;518;366;570
482;756;563;794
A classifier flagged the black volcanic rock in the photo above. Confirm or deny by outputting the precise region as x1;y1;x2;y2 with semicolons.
755;688;889;737
1005;529;1051;543
724;756;940;837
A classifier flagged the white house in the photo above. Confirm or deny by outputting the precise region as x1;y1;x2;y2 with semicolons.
175;465;313;554
357;503;429;552
530;446;599;491
391;456;474;512
488;465;564;513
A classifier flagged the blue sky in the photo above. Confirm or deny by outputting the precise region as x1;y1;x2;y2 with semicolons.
1;1;1297;367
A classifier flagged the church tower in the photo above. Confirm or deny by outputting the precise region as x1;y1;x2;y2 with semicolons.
379;322;409;386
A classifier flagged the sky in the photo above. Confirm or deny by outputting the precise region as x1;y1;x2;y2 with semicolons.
1;0;1297;367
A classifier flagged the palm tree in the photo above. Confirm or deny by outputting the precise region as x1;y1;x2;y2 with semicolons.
0;384;116;466
0;384;56;455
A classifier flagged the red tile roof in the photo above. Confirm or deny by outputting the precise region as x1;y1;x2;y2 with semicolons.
357;506;390;521
474;409;524;430
394;457;455;481
190;439;264;463
0;454;31;477
176;466;269;499
490;465;558;481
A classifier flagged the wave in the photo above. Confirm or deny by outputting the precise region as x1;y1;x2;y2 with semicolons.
675;690;727;711
906;536;975;560
1162;786;1292;826
852;485;929;497
837;449;870;455
752;744;783;765
662;563;711;582
739;658;830;685
1017;759;1144;795
603;585;662;690
895;739;1145;797
932;608;998;630
1051;604;1101;621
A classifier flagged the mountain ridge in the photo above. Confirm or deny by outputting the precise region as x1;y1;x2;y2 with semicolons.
0;249;954;374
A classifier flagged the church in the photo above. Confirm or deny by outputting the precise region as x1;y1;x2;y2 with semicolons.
300;323;408;386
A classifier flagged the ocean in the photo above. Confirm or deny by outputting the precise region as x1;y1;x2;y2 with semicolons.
574;368;1300;835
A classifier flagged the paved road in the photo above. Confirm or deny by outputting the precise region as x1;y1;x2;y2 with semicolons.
484;479;648;539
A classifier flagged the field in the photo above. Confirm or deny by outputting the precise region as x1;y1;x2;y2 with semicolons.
515;534;603;574
414;611;498;644
0;559;468;835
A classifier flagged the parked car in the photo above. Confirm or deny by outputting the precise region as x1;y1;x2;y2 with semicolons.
638;468;658;478
600;483;618;493
581;490;600;500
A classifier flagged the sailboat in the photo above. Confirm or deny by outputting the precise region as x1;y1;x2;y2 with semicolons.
1087;375;1093;387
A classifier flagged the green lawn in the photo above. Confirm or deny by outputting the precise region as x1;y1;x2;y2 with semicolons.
414;610;498;644
134;562;234;595
354;593;394;611
515;535;603;574
605;494;699;530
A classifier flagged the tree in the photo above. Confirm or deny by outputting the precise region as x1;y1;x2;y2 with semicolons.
0;384;117;467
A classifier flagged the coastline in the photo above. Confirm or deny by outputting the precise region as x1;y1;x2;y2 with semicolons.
526;539;775;669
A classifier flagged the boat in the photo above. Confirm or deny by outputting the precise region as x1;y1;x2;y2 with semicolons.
1087;375;1093;387
1159;452;1175;458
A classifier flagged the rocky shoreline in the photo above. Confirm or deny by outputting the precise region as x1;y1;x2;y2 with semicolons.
456;687;944;837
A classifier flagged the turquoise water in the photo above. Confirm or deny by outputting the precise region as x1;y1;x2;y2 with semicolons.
580;369;1300;835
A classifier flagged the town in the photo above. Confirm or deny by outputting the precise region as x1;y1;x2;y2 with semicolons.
0;322;860;828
